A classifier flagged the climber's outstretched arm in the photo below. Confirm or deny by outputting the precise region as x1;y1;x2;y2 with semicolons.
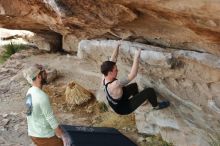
127;48;141;81
110;41;122;62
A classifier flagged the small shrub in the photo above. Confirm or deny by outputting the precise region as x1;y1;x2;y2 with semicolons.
98;102;108;113
208;133;220;146
0;57;4;64
0;42;26;63
140;135;174;146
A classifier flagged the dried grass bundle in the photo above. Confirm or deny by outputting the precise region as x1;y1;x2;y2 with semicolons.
65;81;92;107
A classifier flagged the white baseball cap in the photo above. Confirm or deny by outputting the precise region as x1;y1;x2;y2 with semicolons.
23;64;45;84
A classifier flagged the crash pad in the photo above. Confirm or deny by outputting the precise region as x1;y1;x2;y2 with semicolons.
60;125;137;146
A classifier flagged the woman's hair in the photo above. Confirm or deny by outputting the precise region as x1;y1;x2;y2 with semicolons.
100;61;116;76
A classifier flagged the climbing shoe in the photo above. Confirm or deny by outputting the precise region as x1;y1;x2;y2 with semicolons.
153;101;170;110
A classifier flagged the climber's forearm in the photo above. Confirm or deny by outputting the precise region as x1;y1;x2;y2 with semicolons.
110;43;120;62
128;56;139;81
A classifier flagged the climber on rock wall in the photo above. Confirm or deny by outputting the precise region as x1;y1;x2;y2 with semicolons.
100;41;170;115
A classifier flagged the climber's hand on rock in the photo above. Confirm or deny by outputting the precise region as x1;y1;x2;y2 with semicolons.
134;48;141;59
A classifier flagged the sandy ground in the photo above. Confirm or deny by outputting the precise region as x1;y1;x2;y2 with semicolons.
0;50;142;146
0;47;172;146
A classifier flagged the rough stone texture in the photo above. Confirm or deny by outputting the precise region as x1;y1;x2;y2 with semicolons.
62;34;80;52
26;31;63;51
0;28;62;52
0;48;58;101
0;0;220;55
46;67;58;83
78;40;220;146
0;112;33;146
0;56;29;101
1;1;220;145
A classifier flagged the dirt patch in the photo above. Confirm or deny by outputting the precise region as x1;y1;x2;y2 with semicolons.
43;83;138;142
0;48;172;146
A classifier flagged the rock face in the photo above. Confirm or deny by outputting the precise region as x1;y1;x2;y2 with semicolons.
78;40;220;146
0;0;220;55
1;0;220;145
0;28;62;52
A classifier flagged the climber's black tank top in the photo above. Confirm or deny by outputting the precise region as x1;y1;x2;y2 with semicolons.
103;79;122;109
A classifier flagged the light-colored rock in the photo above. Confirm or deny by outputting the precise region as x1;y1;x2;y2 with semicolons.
0;137;5;144
46;68;58;83
31;35;51;51
1;0;220;55
2;114;8;118
173;50;220;69
25;32;62;51
62;34;80;52
2;119;10;126
0;28;62;52
1;0;220;145
78;40;171;68
78;39;220;146
14;124;19;131
137;137;145;143
0;126;5;131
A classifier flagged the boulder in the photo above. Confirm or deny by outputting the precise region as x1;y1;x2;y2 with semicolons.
78;39;220;146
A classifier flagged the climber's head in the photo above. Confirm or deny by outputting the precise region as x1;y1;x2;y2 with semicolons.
101;61;118;78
